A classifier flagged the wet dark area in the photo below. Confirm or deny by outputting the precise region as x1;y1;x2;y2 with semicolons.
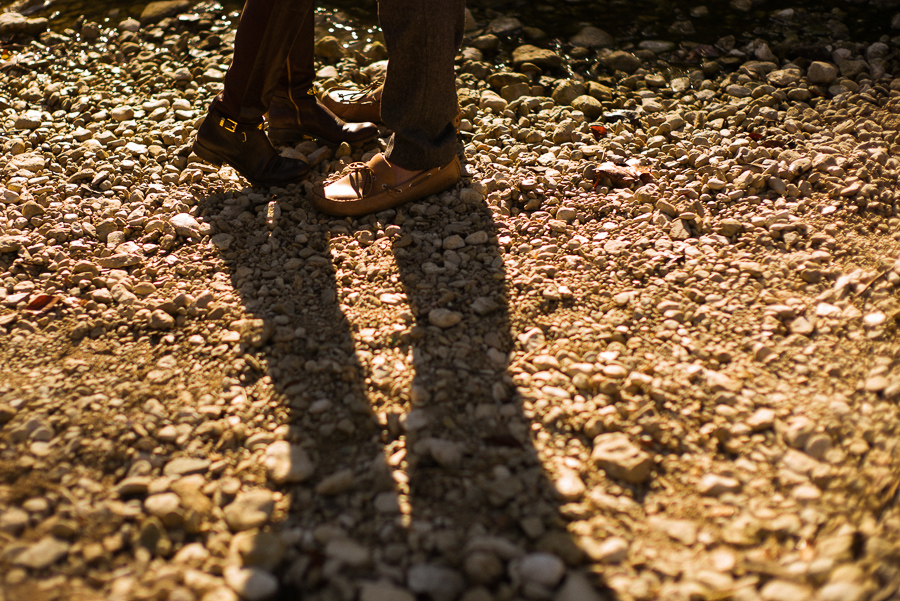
3;0;897;47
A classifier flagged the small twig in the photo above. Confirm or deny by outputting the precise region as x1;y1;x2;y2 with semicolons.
509;343;547;369
854;268;892;299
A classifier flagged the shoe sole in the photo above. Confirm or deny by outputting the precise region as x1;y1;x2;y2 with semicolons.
311;156;462;217
192;140;287;189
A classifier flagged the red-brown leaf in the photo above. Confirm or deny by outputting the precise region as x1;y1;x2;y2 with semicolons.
590;124;608;140
24;294;60;313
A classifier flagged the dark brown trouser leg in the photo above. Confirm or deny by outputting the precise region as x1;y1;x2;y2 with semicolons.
276;2;316;104
218;0;315;122
378;0;465;170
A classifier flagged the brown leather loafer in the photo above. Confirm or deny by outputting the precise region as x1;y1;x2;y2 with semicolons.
310;153;462;217
322;83;463;130
321;82;383;124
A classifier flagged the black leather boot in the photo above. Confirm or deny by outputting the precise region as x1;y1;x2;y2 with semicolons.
193;105;310;188
267;89;379;146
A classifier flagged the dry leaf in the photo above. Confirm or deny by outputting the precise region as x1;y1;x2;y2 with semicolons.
24;294;60;313
592;160;655;188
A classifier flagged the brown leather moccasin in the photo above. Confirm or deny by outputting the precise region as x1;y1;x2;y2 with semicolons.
321;83;383;124
321;83;462;130
310;153;462;217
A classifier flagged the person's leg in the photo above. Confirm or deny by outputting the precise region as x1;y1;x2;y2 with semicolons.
275;4;316;103
378;0;465;171
194;0;312;188
310;0;465;215
267;6;378;145
217;0;312;122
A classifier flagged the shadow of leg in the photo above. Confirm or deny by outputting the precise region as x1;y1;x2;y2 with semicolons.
207;193;407;599
199;177;618;599
388;188;614;599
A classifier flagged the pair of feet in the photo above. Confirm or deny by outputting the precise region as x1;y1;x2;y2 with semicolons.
191;84;461;217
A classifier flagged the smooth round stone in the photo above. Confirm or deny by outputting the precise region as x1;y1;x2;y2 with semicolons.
223;490;275;532
262;441;315;484
428;308;462;329
516;552;566;588
223;566;278;601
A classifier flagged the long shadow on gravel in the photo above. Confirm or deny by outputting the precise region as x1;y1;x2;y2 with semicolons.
202;180;615;599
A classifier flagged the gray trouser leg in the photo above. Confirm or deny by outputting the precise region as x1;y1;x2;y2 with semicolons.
378;0;465;170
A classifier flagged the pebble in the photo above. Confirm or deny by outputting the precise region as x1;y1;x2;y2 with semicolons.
12;536;70;569
324;537;371;567
359;582;416;601
698;474;742;496
464;551;505;585
815;582;867;601
171;213;201;237
164;458;210;476
554;468;586;501
760;580;813;601
591;433;653;483
223;490;275;532
583;536;629;564
407;564;465;601
262;441;315;484
555;572;605;601
428;308;462;328
2;4;899;601
515;552;566;588
223;566;279;601
229;531;285;571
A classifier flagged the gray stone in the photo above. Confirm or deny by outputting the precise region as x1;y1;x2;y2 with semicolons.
170;213;201;237
555;572;604;601
163;457;210;476
552;81;586;106
360;582;416;601
263;441;315;484
324;538;371;567
429;308;462;329
570;26;613;48
464;551;504;585
229;531;285;571
0;235;29;253
603;51;642;74
408;564;465;601
760;580;812;601
223;566;279;601
12;537;70;569
224;490;276;532
698;474;741;496
767;68;801;87
0;508;30;535
0;13;48;36
816;582;866;601
140;0;192;25
807;61;838;84
571;95;603;119
515;552;565;588
97;253;141;269
9;152;45;172
591;433;653;483
149;309;176;330
315;469;355;495
511;45;564;70
649;517;698;546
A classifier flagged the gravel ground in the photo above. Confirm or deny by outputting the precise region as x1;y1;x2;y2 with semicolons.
2;2;900;601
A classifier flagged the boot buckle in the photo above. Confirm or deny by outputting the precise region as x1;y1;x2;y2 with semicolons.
219;117;239;133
